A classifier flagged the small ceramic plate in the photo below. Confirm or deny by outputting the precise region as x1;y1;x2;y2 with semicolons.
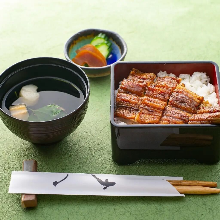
64;28;127;77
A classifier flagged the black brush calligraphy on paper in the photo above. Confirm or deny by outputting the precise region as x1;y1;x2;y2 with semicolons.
53;174;69;187
91;174;116;190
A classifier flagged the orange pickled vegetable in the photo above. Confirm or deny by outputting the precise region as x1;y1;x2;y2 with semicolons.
72;44;107;67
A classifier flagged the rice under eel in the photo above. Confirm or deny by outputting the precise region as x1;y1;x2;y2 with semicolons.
115;68;220;125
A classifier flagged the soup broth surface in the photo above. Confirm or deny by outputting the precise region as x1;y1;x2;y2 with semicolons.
2;77;84;121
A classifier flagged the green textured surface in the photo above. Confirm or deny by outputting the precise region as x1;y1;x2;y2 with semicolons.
0;0;220;219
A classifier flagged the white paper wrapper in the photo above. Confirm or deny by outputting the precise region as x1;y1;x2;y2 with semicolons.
9;172;184;197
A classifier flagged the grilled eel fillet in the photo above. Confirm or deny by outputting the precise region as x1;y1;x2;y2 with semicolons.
189;102;220;124
115;68;220;124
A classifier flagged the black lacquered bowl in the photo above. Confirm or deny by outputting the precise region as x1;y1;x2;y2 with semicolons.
0;57;90;144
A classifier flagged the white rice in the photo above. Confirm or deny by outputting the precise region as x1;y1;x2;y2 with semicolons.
158;71;218;106
157;71;176;78
114;117;137;125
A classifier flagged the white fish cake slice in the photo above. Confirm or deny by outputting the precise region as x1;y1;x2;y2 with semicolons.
19;84;40;106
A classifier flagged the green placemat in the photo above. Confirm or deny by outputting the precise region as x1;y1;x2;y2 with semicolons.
0;0;220;219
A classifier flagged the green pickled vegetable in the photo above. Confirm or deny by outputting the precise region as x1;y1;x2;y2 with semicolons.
95;42;112;58
90;33;112;58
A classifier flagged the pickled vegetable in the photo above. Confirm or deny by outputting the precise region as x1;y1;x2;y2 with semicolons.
72;44;107;67
95;41;112;58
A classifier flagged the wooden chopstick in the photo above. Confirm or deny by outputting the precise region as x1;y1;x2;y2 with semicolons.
173;186;220;194
167;180;217;188
166;180;219;194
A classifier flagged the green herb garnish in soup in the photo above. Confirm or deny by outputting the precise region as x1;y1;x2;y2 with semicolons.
2;77;84;122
